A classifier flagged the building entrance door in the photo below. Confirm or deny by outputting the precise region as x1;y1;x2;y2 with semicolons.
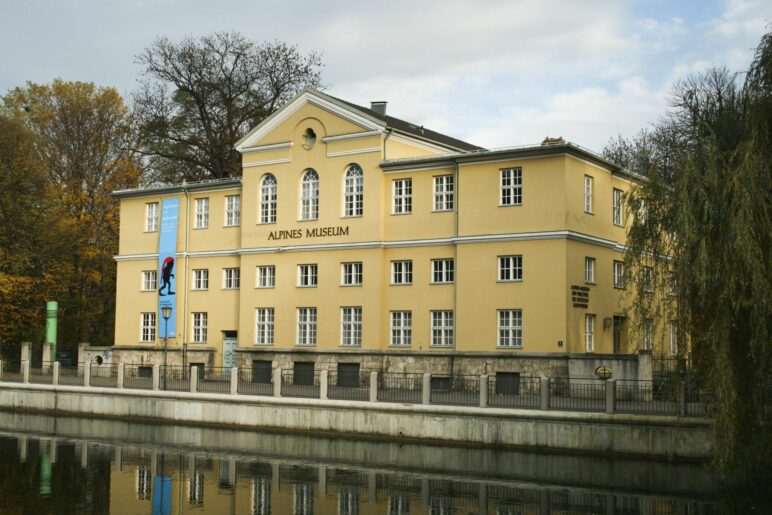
222;331;237;368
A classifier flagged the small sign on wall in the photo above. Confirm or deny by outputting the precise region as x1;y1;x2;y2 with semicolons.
571;285;590;308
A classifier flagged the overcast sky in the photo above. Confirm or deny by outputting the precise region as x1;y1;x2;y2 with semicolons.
1;0;769;151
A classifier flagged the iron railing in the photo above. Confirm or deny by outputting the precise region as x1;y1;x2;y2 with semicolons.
196;367;230;394
328;371;370;401
378;373;423;404
29;361;56;384
90;364;119;388
237;368;273;396
280;370;320;398
488;375;540;408
159;366;190;391
123;364;154;390
615;379;678;416
58;363;86;386
549;378;605;412
430;375;480;406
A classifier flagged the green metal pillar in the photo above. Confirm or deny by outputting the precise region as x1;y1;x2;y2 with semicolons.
46;301;58;360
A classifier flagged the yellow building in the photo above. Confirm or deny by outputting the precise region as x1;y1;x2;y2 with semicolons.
111;89;653;377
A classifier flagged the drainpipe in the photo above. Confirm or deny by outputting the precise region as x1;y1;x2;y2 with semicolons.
452;160;460;361
183;187;190;354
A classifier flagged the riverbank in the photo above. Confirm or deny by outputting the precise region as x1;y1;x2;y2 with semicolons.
0;381;712;461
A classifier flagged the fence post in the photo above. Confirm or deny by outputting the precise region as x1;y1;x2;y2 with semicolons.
230;367;238;395
273;368;282;397
0;359;3;381
369;371;378;402
190;366;198;393
152;364;160;391
83;362;91;387
53;362;60;386
479;375;488;408
117;363;125;389
422;373;431;405
320;370;328;400
22;360;30;383
540;377;550;410
605;379;616;414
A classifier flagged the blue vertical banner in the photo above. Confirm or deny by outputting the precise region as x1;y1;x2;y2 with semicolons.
157;198;179;337
152;475;172;515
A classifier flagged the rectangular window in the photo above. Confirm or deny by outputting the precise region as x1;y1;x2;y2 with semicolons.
500;168;522;206
431;259;454;284
390;311;412;346
643;318;653;350
642;266;653;292
257;266;275;288
613;188;623;226
585;314;595;352
498;255;523;281
669;272;677;296
584;176;594;213
255;308;274;345
145;202;159;232
192;269;209;290
669;320;679;355
392;178;412;214
298;264;318;287
223;268;240;289
192;312;208;343
433;175;454;211
431;310;454;347
340;307;362;346
297;308;317;346
613;261;625;289
140;312;156;342
498;309;523;347
391;260;413;285
141;270;157;291
341;262;363;286
225;194;241;226
585;257;596;284
194;198;209;228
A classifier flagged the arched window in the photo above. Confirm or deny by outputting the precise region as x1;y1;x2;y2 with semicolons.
260;174;277;224
343;164;363;217
300;169;319;220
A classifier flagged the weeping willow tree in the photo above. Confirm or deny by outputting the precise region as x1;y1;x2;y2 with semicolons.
603;31;771;476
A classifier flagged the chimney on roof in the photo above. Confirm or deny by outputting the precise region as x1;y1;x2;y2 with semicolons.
370;101;387;117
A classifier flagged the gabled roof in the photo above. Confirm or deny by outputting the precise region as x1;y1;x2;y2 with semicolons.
235;88;482;153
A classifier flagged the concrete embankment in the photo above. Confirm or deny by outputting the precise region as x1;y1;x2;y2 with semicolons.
0;382;712;461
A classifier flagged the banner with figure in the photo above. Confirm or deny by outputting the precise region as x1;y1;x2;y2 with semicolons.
157;198;179;337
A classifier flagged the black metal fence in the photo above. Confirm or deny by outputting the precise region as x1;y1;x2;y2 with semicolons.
159;366;190;391
90;364;119;388
59;363;86;386
280;369;320;398
488;375;540;409
29;362;56;385
430;375;480;406
237;368;273;396
196;367;230;394
616;379;678;415
123;364;153;390
548;378;606;412
328;371;370;401
378;373;423;404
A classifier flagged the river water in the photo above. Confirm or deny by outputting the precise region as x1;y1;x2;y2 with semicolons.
0;412;763;514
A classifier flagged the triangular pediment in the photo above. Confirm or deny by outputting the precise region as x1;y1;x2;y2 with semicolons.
235;89;385;152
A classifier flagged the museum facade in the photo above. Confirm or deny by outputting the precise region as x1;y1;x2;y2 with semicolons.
111;89;656;377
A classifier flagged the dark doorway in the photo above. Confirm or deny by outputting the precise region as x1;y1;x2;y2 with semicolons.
252;360;272;384
293;362;315;386
337;363;360;387
496;372;521;395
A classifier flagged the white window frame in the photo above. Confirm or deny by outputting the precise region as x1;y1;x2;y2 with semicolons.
194;197;209;229
643;318;653;350
500;168;522;206
140;312;156;342
192;269;209;290
300;170;319;221
497;309;522;348
669;320;679;355
145;202;159;232
343;164;363;217
341;262;363;286
391;260;413;285
260;174;277;224
612;188;624;226
297;264;318;287
669;272;677;296
255;308;274;345
613;261;625;289
585;257;596;284
498;255;523;282
296;307;317;346
430;310;454;347
223;267;240;289
256;265;275;288
141;270;157;291
431;258;454;284
642;266;653;292
392;178;412;214
585;314;595;352
433;175;454;211
192;312;208;343
340;307;362;346
224;194;241;227
584;175;594;214
390;311;412;347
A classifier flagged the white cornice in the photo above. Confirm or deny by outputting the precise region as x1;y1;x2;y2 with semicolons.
240;141;293;153
243;158;291;168
322;130;382;143
114;230;626;261
326;147;381;158
389;132;456;155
